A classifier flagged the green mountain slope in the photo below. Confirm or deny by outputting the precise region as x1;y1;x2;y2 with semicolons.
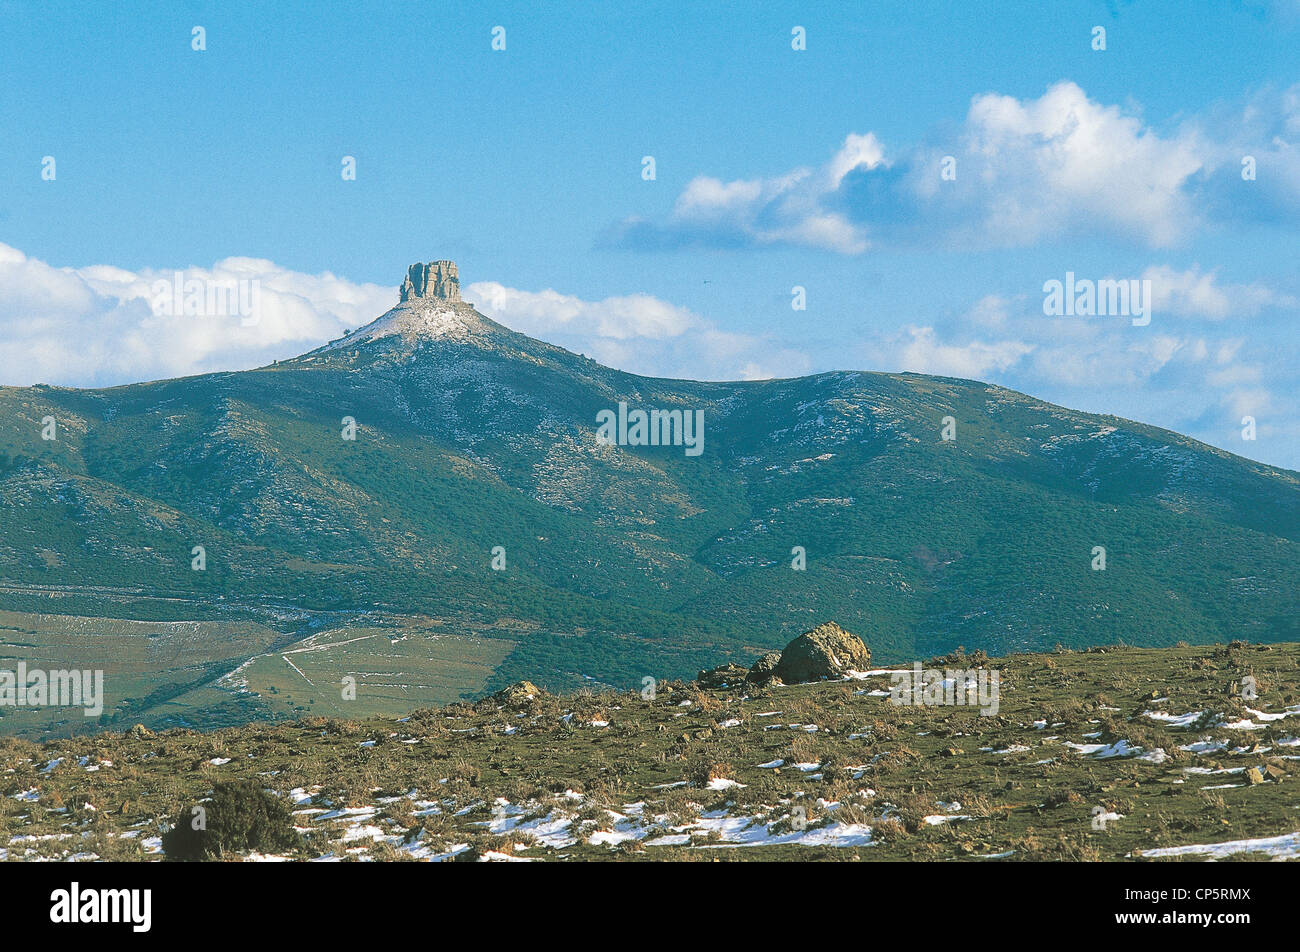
0;263;1296;731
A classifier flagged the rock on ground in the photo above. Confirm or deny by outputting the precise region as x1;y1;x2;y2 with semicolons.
757;622;871;685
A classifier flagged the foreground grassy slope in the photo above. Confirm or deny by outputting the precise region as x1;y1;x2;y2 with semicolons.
2;640;1298;862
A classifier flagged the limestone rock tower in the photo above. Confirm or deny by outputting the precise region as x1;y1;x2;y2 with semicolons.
400;261;461;303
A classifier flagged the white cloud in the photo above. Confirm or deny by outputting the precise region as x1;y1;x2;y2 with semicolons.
614;81;1300;253
465;282;693;340
735;350;815;382
674;177;767;220
1143;265;1295;319
890;292;1217;391
612;132;875;254
0;243;393;387
0;244;814;389
955;82;1205;247
886;325;1033;380
466;280;809;381
827;132;887;189
855;282;1297;468
965;294;1013;330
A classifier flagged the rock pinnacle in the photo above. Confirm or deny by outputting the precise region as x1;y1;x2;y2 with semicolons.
400;261;461;303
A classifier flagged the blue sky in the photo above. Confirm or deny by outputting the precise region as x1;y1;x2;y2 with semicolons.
1;0;1298;468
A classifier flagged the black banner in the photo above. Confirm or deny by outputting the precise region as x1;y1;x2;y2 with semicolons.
0;860;1284;940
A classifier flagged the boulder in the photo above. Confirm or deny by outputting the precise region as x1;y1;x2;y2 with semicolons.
747;651;782;683
491;681;544;705
770;622;871;684
696;663;749;690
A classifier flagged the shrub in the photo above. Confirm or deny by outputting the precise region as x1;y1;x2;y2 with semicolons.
162;780;298;861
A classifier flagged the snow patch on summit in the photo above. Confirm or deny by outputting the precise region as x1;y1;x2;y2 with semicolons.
325;300;477;350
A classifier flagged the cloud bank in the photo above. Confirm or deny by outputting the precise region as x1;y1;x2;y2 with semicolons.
0;244;809;389
610;81;1300;253
865;268;1298;463
465;280;810;381
0;243;394;387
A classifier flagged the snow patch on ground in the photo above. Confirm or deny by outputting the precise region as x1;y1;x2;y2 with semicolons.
1134;831;1300;861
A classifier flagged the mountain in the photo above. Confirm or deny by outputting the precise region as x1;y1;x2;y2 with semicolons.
1;260;1297;734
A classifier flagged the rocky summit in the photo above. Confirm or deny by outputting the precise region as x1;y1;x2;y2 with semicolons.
321;260;496;349
400;260;462;303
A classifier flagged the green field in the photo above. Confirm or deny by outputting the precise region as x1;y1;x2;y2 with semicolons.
234;623;516;719
0;610;281;736
0;610;518;737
